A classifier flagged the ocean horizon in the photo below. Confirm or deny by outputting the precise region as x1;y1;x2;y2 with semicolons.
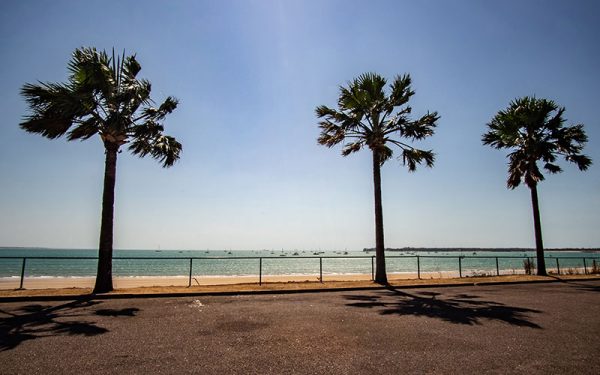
1;247;598;279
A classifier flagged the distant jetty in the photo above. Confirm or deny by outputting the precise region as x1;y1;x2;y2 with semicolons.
362;247;600;253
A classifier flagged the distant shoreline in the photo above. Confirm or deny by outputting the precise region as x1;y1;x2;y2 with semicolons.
362;248;600;253
1;247;599;252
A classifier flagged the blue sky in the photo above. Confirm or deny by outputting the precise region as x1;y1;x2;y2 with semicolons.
0;0;598;250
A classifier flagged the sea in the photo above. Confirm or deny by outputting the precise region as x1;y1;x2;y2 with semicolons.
1;248;599;279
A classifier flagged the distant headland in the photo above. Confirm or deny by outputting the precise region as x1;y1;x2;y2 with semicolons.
362;247;600;253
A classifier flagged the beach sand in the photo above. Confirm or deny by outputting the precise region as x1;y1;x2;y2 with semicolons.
0;267;583;291
0;271;464;290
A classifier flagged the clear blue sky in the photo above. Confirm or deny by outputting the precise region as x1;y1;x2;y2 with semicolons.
0;0;598;250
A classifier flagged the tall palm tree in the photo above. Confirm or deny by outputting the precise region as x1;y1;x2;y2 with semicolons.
483;96;591;275
20;47;182;293
316;72;439;284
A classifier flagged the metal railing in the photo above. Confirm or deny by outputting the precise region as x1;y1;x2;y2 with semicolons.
1;254;599;289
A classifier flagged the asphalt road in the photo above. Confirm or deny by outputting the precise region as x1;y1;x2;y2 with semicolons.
1;280;599;374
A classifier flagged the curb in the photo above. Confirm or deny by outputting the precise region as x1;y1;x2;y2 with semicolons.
1;276;598;303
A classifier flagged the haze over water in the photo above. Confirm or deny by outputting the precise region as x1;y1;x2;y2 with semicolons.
1;248;597;278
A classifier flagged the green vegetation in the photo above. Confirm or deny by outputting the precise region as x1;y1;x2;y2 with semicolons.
20;47;182;293
483;97;592;276
523;258;535;275
316;73;439;284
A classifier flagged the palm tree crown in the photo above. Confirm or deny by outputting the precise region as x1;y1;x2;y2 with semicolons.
317;72;438;169
20;47;181;165
482;96;591;189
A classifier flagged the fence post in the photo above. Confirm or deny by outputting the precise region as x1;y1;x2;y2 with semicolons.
583;258;587;275
417;256;421;279
188;258;193;287
556;258;560;275
459;257;462;278
19;258;27;289
371;256;374;281
495;257;499;276
259;257;262;285
319;257;323;283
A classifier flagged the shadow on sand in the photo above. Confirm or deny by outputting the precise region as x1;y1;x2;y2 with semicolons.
345;287;542;328
0;298;139;351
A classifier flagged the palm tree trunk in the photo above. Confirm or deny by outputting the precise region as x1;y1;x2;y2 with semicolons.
372;150;388;284
530;184;547;276
93;143;119;293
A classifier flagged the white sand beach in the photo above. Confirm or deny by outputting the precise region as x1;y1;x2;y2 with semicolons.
0;271;470;290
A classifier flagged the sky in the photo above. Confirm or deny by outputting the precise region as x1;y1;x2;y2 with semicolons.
0;0;599;250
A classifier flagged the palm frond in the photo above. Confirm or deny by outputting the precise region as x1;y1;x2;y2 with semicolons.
566;154;592;171
67;117;101;141
342;141;363;156
317;121;345;147
396;111;438;140
378;145;394;165
123;55;142;78
156;96;178;118
355;72;386;106
70;47;114;99
543;163;562;174
20;82;86;138
20;116;73;139
401;148;435;172
128;134;182;167
389;74;414;108
315;105;340;119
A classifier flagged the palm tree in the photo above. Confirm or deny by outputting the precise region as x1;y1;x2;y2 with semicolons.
20;47;182;293
316;73;439;284
483;96;591;275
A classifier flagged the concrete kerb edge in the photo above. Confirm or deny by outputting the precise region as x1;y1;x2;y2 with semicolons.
1;276;597;303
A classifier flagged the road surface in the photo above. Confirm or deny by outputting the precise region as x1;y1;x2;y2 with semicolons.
1;280;599;374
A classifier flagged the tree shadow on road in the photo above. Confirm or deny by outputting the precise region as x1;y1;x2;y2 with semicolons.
548;277;600;293
0;298;139;351
548;275;600;292
570;283;600;292
345;287;542;328
95;308;140;317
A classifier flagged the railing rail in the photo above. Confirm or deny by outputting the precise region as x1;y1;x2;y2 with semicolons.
1;254;598;290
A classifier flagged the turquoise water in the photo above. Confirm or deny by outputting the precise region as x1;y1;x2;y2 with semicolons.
1;248;598;278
